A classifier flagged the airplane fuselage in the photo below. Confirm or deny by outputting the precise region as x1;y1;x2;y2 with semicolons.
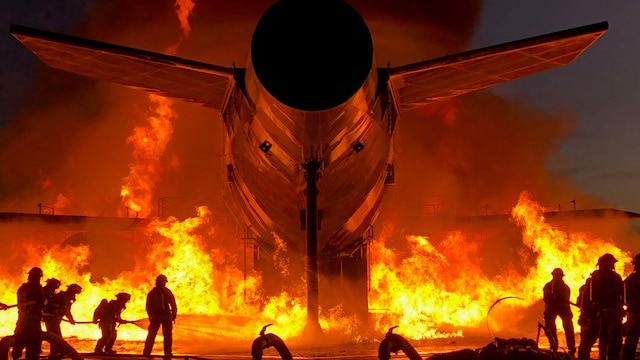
222;0;394;257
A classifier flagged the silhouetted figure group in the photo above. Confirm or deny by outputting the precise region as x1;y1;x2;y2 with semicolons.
6;267;84;360
544;253;640;360
91;274;177;356
1;268;177;358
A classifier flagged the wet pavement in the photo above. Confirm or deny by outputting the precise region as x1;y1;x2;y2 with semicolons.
42;335;601;360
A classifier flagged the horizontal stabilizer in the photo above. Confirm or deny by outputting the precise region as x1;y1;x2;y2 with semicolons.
389;22;608;112
10;24;234;110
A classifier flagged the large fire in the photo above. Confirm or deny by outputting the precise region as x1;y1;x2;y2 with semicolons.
369;191;631;341
0;192;631;349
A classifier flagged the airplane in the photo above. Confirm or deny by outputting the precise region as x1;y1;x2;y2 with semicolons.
9;0;607;333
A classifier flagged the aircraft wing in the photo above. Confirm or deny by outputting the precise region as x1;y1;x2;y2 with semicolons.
10;25;234;110
389;22;608;113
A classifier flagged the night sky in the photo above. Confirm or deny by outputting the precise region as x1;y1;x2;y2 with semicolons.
1;0;639;216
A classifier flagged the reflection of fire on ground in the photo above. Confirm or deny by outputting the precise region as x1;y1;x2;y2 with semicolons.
0;192;635;351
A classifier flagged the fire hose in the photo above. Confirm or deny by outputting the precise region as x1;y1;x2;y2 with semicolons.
0;332;83;360
535;322;558;352
487;296;568;353
0;301;36;311
378;326;422;360
486;296;526;338
48;313;147;327
251;324;293;360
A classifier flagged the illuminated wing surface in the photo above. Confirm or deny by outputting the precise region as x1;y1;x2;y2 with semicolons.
389;22;608;112
10;25;234;110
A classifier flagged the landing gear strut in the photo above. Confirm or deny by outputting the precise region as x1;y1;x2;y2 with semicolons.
302;159;322;335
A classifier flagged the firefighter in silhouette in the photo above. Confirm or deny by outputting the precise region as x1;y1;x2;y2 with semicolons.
93;292;131;354
591;253;624;360
578;273;599;360
13;267;45;360
622;254;640;360
543;267;576;356
143;274;177;357
43;278;61;303
43;283;83;356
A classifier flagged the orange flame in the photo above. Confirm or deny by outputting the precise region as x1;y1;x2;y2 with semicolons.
369;191;631;341
0;207;357;344
174;0;195;39
1;191;631;349
120;95;175;217
120;0;196;217
272;232;291;277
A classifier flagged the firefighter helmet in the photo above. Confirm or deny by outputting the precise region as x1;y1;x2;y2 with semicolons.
27;267;43;281
598;253;618;265
67;284;82;294
27;267;43;279
45;278;61;288
156;274;168;284
115;292;131;302
551;268;564;277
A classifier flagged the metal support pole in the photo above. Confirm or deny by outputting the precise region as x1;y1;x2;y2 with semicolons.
303;159;322;335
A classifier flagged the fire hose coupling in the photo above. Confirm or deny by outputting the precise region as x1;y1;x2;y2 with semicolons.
378;326;422;360
259;323;273;336
251;324;293;360
386;325;400;336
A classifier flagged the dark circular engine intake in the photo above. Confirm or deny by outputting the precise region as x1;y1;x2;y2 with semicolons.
251;0;373;111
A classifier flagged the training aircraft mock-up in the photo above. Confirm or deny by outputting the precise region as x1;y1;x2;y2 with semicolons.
10;0;607;332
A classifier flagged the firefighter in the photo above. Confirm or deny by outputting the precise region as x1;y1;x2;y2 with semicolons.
43;283;83;356
43;278;61;303
543;267;576;356
591;253;625;360
622;254;640;360
143;274;178;357
93;292;131;354
578;273;599;360
42;278;61;333
13;267;45;360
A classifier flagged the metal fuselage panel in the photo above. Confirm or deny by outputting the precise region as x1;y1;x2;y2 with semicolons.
221;64;392;256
